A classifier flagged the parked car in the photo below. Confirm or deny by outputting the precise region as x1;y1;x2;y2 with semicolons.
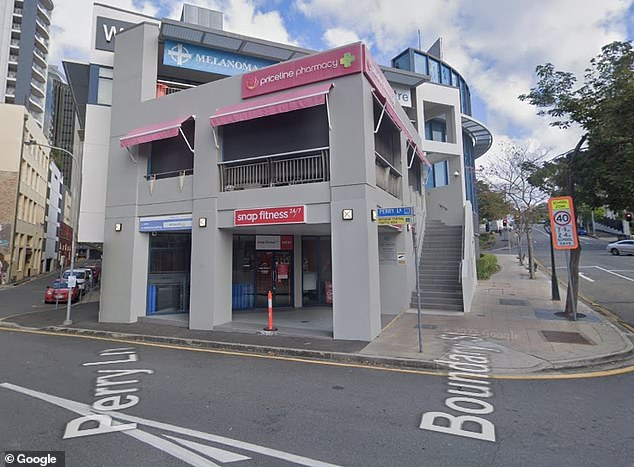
61;269;89;293
83;263;101;283
577;227;588;236
606;239;634;256
44;280;80;304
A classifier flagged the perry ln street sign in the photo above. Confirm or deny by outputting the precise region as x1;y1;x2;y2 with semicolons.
377;207;413;225
548;196;579;250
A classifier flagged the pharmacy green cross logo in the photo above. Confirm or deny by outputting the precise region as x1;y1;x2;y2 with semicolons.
339;52;356;68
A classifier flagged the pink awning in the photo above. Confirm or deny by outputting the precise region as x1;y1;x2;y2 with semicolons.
210;83;334;127
120;116;193;148
382;98;431;167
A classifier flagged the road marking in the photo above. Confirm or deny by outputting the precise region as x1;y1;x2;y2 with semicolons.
0;325;632;380
593;266;634;283
420;335;499;442
578;273;595;282
0;382;341;467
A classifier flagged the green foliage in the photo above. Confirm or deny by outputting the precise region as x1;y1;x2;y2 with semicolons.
520;41;634;211
477;180;512;223
479;232;497;251
477;253;500;280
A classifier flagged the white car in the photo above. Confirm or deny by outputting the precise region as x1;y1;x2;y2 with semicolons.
62;269;89;292
606;240;634;256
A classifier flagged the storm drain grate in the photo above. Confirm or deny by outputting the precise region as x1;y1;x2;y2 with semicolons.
500;298;530;306
540;330;595;345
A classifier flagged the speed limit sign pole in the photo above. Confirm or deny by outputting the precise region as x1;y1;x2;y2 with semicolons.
547;196;579;320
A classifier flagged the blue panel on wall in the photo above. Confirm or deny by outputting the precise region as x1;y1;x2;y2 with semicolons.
163;39;276;76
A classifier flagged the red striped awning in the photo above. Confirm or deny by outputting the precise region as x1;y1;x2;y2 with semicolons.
210;83;334;127
120;115;193;148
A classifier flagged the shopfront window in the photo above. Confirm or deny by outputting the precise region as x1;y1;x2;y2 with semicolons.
302;236;332;306
147;232;191;314
232;235;294;310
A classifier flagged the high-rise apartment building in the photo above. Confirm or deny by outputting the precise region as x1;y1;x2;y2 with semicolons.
0;0;54;127
44;64;75;187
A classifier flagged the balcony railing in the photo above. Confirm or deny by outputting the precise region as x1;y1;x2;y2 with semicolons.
375;152;402;198
220;149;330;192
156;80;196;97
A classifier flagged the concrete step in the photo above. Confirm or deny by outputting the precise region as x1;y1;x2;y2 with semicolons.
410;302;464;312
412;295;464;305
412;291;463;300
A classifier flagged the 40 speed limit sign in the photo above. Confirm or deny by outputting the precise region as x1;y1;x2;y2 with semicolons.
548;196;579;250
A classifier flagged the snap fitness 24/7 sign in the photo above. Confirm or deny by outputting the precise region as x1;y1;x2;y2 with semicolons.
234;206;306;226
241;43;364;98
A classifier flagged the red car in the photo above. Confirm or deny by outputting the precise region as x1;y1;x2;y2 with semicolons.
44;280;80;304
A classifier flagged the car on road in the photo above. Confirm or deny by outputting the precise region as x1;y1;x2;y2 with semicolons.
577;227;588;235
44;279;80;304
606;239;634;255
61;269;89;293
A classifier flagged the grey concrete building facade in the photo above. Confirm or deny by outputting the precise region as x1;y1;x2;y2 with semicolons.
100;22;430;341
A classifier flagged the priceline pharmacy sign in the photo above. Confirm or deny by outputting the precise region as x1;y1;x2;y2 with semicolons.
242;43;365;98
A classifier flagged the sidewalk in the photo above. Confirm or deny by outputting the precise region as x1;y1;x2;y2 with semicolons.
1;254;632;375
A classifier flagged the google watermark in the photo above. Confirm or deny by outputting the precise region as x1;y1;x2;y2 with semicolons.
4;452;64;467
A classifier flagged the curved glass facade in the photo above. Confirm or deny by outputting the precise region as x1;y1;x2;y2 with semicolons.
392;49;472;116
392;47;486;215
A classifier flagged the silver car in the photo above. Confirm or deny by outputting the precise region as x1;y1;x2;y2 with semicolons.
606;240;634;255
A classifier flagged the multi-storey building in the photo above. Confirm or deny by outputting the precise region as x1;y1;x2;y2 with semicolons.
44;64;76;187
42;159;62;272
63;3;492;340
0;104;50;283
0;0;54;127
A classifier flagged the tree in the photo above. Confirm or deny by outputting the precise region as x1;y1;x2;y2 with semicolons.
482;141;549;279
519;40;634;315
476;180;512;223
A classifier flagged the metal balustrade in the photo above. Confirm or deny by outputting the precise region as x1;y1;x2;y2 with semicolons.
220;149;330;192
374;153;402;198
156;81;196;97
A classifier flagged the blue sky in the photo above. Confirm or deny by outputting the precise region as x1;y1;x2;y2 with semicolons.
50;0;634;162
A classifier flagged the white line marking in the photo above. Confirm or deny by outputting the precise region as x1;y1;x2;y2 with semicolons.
164;435;250;463
578;273;595;282
125;428;222;467
593;266;634;283
0;382;340;467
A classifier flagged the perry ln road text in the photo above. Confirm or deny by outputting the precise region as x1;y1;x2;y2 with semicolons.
420;334;500;442
64;347;154;439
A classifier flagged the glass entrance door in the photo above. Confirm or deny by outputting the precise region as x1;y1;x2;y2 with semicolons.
255;251;293;308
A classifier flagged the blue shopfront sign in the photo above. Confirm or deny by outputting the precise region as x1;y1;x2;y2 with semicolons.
139;214;192;232
163;40;276;76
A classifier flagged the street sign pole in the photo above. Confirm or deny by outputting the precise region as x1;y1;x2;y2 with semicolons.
377;206;421;351
565;250;577;321
543;224;560;301
548;196;579;320
412;215;423;353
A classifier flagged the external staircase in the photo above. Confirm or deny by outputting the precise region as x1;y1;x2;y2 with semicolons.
410;220;464;312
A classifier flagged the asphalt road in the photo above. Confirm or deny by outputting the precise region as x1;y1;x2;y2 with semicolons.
0;272;93;320
1;329;633;467
489;228;634;326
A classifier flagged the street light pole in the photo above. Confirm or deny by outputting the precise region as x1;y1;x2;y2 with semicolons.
25;141;80;325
